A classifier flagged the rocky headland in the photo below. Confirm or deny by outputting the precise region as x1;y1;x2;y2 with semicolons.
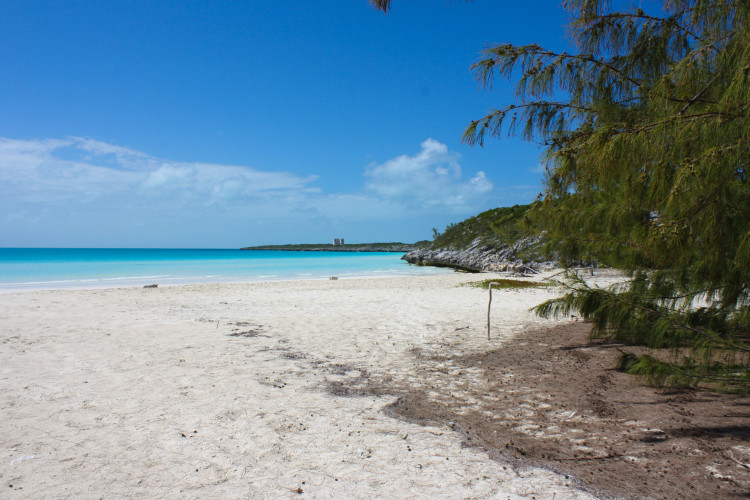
401;236;557;273
400;204;559;273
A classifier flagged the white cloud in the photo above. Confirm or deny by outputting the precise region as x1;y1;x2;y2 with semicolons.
0;136;493;214
364;138;492;211
142;165;194;188
0;136;501;246
0;137;317;207
73;137;151;160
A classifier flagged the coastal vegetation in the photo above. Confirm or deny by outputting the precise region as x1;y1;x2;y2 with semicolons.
428;204;534;250
401;203;555;273
375;1;750;390
401;204;557;273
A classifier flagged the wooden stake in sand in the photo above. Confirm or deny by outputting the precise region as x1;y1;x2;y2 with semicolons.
487;282;500;340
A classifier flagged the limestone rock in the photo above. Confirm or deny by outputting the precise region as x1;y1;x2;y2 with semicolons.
401;236;556;273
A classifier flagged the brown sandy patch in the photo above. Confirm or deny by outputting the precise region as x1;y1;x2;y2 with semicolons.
330;321;750;499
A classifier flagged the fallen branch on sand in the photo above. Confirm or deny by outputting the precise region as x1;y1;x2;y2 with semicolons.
553;454;622;461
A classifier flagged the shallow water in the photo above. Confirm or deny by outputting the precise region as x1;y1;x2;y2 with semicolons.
0;248;450;290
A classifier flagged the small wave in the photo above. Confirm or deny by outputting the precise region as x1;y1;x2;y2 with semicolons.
102;275;168;281
0;274;170;287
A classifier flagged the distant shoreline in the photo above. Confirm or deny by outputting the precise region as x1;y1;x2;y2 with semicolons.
240;243;422;253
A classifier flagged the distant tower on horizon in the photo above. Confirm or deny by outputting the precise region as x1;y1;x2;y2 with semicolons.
333;238;344;246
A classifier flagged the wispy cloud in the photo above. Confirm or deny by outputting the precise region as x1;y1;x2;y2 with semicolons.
0;136;499;246
0;137;317;206
529;163;547;174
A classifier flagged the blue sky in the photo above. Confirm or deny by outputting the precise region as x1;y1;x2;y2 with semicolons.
0;1;572;248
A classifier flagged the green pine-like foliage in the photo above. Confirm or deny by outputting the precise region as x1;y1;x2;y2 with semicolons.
371;0;750;389
429;204;535;250
461;0;750;390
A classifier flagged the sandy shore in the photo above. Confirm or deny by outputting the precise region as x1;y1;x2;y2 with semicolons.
0;272;598;499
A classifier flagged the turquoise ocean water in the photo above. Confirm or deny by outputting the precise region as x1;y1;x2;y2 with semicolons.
0;248;450;291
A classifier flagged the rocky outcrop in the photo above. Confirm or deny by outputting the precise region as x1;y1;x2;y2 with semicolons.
401;237;557;273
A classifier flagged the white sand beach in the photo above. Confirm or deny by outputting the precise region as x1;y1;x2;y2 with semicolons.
0;273;594;499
